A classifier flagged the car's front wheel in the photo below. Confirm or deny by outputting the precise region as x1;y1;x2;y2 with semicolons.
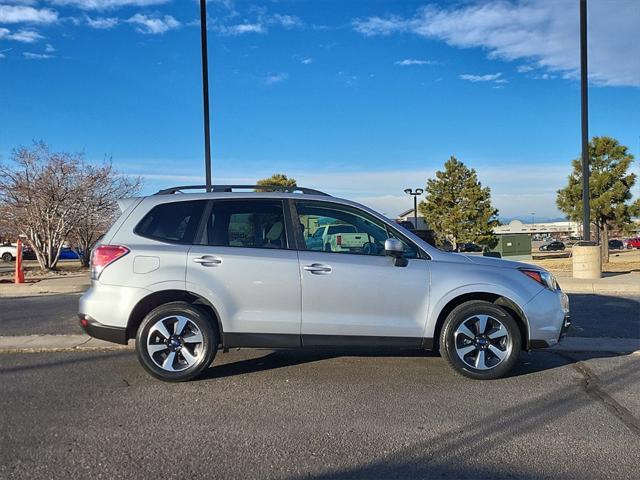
440;301;521;380
136;302;217;382
1;252;13;262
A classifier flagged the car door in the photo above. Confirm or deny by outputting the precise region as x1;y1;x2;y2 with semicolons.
294;200;430;347
186;199;301;347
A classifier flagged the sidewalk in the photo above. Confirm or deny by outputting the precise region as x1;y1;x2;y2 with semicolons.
0;273;90;297
0;334;133;353
556;271;640;294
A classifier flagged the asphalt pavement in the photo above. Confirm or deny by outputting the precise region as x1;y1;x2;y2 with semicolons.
1;348;638;479
0;293;83;335
2;293;638;339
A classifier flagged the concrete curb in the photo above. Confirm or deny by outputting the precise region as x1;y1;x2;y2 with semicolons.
547;336;640;354
0;335;133;353
558;281;640;295
1;334;638;355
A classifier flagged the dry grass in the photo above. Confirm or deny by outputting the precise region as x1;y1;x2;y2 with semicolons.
0;260;88;279
530;249;640;273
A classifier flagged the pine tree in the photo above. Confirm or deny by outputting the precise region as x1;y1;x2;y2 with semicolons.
557;136;638;263
419;156;499;249
256;173;296;189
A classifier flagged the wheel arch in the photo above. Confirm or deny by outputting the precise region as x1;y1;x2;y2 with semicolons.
431;291;530;351
126;289;224;343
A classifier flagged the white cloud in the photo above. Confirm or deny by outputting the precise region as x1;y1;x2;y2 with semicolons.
270;14;302;29
23;51;53;59
299;57;312;64
44;42;54;52
0;5;58;24
127;14;179;34
395;58;435;66
216;23;265;36
265;72;288;85
49;0;169;10
0;27;43;42
517;65;535;73
459;73;502;82
353;0;640;87
85;15;118;29
128;162;575;218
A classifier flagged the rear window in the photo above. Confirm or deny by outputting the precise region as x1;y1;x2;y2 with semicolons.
135;200;206;244
326;225;357;235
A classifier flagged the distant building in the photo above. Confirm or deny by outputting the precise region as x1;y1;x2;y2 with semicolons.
396;208;429;231
494;219;579;236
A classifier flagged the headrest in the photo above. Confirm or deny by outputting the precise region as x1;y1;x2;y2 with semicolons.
266;222;284;241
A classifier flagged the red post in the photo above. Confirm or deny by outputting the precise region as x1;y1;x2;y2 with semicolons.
14;238;25;284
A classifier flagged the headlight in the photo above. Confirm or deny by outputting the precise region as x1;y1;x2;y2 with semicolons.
520;269;558;291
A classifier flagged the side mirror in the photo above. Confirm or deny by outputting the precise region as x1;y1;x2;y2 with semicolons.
384;238;408;267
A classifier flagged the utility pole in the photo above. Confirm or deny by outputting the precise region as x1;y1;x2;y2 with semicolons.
580;0;590;241
200;0;212;192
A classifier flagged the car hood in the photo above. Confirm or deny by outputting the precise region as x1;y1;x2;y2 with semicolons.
438;251;541;271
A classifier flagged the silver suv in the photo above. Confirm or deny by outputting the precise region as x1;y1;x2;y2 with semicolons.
79;185;570;382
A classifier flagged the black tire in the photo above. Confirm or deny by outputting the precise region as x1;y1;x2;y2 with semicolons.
440;301;521;380
2;252;13;262
136;301;217;382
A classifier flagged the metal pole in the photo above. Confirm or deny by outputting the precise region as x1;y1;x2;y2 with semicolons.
200;0;212;192
580;0;590;241
414;196;418;230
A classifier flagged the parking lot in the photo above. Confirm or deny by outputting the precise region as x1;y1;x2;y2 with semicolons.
1;292;639;479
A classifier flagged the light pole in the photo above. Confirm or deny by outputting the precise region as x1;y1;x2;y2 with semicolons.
580;0;590;240
404;188;424;230
200;0;212;192
530;212;535;226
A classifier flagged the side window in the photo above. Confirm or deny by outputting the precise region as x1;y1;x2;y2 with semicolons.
296;201;418;257
206;200;287;249
135;200;206;244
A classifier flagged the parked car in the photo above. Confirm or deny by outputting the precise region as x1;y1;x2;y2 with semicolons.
458;242;483;253
58;247;80;260
79;185;570;382
306;224;370;253
539;241;565;252
0;244;17;262
608;239;624;250
626;237;640;249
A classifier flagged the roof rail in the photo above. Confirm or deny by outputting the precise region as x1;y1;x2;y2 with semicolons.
155;184;330;196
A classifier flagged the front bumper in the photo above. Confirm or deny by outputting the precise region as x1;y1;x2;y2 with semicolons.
79;314;128;344
524;288;570;349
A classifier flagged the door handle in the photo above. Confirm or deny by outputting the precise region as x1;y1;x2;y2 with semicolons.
303;263;332;274
193;256;222;266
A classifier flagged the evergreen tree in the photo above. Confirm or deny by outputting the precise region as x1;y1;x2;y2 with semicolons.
419;156;499;249
256;173;296;189
557;136;638;263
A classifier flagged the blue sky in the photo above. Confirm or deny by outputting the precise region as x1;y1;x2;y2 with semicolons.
1;0;639;219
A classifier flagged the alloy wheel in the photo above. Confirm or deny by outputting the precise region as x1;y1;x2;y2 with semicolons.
146;315;204;372
453;314;512;371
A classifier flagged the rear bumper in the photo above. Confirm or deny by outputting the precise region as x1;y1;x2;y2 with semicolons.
79;314;128;345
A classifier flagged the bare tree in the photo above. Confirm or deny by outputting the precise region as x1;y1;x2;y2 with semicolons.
69;163;141;267
0;142;141;270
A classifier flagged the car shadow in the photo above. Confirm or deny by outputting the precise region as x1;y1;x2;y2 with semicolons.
198;346;628;381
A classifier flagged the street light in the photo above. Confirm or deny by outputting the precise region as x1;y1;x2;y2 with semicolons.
530;212;535;226
580;0;590;241
404;188;424;230
199;0;212;192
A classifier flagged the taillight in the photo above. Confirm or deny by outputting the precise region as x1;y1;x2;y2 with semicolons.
336;235;342;246
91;245;129;280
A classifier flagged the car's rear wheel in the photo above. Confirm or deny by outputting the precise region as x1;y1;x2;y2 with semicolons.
440;301;521;380
136;301;217;382
2;252;13;262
